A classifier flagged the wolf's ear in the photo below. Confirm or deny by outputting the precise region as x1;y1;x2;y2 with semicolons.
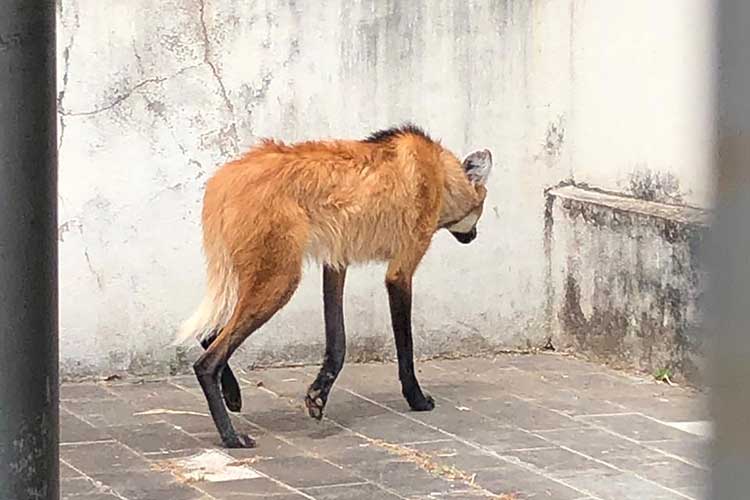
462;149;493;186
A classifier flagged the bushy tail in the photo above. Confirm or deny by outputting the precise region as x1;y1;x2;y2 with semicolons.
173;236;238;346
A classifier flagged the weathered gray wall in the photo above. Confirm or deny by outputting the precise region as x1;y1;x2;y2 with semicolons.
546;186;710;384
57;0;716;376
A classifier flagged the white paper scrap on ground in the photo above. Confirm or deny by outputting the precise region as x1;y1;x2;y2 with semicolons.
172;449;262;482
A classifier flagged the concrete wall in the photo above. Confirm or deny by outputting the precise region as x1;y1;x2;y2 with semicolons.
566;1;717;207
546;186;710;384
57;0;717;377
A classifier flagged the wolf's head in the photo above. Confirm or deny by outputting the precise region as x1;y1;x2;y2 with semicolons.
439;149;493;244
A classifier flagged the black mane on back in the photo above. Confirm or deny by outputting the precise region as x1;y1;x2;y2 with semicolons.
363;123;434;144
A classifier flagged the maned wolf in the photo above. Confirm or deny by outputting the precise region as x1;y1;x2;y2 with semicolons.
176;124;493;448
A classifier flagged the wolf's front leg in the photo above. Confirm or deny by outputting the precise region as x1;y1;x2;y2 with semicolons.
385;267;434;412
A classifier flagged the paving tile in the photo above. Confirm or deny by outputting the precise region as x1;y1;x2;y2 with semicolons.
578;414;699;442
544;369;645;388
60;408;113;443
301;482;402;499
61;441;150;474
60;460;83;479
247;367;315;395
287;430;373;458
410;440;506;471
411;490;505;499
251;456;360;488
343;411;446;443
471;464;586;499
467;397;580;431
532;387;628;417
335;363;399;386
421;380;508;402
61;477;101;497
616;393;710;422
246;496;311;500
157;411;218;435
60;383;118;401
188;429;261;452
91;470;205;500
249;409;344;437
351;457;464;497
503;353;597;373
390;401;553;452
106;422;203;455
406;409;548;452
563;469;687;500
618;455;708;490
504;446;614;478
676;485;707;499
323;390;394;421
536;427;656;462
63;396;163;428
650;439;712;468
230;496;309;500
458;367;562;399
63;494;120;500
58;356;707;500
104;380;201;411
426;357;516;375
220;435;303;461
323;438;403;467
195;477;293;497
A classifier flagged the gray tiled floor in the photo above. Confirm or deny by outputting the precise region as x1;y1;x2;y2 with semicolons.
60;354;711;500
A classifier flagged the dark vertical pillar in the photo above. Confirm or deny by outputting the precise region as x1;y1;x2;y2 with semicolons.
0;2;59;499
710;1;750;499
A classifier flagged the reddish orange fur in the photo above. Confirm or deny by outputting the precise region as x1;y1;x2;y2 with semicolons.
176;129;488;344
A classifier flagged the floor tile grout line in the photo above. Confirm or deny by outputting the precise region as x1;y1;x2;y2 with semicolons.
640;415;712;438
571;412;644;419
61;439;117;447
300;480;371;490
194;465;317;500
429;359;676;409
566;419;709;471
60;405;110;432
501;446;559;453
149;442;314;500
435;393;700;499
230;415;411;500
339;387;604;500
64;401;217;500
432;391;701;498
167;378;420;500
97;383;131;400
523;426;591;433
310;412;501;499
100;431;220;500
60;458;130;500
504;392;710;471
556;445;697;500
166;380;377;500
601;399;633;411
399;438;454;446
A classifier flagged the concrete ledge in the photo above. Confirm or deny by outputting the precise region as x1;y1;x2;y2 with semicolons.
545;184;711;384
547;185;711;227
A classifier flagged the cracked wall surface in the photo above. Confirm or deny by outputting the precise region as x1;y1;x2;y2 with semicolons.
57;0;717;376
